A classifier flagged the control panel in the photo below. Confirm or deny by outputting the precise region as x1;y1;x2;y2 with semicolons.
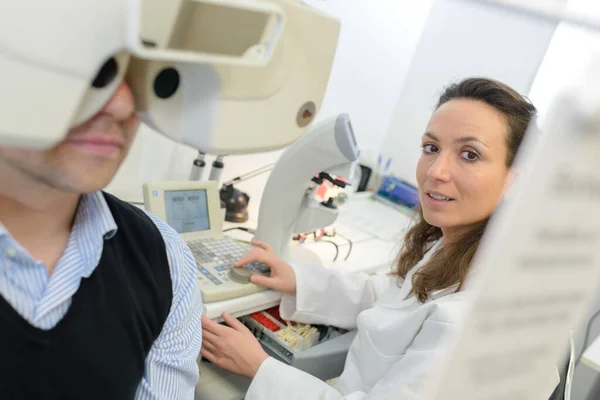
189;236;271;303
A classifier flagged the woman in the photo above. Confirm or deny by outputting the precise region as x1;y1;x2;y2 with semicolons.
200;77;558;399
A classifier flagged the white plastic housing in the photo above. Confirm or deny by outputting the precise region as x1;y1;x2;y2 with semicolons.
0;0;341;158
0;0;128;148
130;0;341;155
254;113;361;258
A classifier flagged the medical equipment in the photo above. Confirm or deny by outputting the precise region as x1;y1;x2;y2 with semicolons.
142;180;271;303
208;156;225;185
241;307;354;380
220;163;275;222
0;0;340;155
277;323;320;351
254;113;361;259
189;151;207;181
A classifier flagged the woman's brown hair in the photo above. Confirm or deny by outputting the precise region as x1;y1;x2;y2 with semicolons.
395;77;537;302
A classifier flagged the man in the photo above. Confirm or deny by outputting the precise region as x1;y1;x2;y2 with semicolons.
0;80;202;399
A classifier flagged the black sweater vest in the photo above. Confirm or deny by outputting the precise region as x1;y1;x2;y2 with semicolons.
0;193;173;400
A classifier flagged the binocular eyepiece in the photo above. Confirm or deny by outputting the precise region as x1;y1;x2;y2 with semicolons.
0;0;341;155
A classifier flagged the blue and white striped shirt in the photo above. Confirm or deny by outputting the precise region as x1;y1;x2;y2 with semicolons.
0;191;203;399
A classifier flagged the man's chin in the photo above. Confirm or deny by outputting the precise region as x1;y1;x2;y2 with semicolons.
49;168;119;194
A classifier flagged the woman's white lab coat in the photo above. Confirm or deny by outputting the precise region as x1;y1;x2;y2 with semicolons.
245;241;558;400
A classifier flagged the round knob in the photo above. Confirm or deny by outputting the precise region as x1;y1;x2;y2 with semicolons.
321;197;337;209
229;267;253;284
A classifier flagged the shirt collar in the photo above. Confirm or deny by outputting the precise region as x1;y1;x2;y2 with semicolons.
70;191;118;277
74;191;118;240
0;191;118;277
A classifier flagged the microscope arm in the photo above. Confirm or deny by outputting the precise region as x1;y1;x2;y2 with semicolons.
254;113;360;259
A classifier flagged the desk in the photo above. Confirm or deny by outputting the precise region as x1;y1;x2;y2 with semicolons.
202;238;401;320
203;193;411;320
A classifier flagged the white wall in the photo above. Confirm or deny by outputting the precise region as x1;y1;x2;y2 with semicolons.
380;0;560;186
297;0;434;158
528;1;600;125
106;0;434;220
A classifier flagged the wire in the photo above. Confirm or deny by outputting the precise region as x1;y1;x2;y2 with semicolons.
322;228;353;262
577;309;600;363
292;230;340;261
335;232;353;261
318;238;339;261
222;163;275;186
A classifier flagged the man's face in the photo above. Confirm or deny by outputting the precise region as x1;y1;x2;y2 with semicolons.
0;81;139;193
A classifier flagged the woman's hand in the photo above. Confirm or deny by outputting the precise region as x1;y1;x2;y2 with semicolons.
234;240;297;295
201;312;269;379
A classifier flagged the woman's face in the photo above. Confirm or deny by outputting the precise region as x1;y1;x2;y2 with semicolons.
416;98;511;240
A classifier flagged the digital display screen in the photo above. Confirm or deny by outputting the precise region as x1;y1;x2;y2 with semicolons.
164;189;210;233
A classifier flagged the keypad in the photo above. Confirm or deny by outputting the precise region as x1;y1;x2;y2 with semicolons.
188;237;271;286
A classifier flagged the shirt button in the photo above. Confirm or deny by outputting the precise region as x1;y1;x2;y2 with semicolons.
4;247;17;258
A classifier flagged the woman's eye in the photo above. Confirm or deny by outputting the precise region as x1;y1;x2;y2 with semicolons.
460;150;479;161
422;144;438;154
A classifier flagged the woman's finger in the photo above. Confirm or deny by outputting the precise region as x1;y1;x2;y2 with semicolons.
234;249;269;268
222;311;248;332
251;240;272;252
202;329;219;347
232;248;260;267
248;273;275;288
201;339;217;354
201;315;231;336
201;347;217;364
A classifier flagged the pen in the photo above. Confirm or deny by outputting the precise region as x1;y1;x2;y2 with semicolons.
384;157;392;173
376;154;383;190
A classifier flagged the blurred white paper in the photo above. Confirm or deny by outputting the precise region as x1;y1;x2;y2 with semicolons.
336;193;415;242
427;58;600;399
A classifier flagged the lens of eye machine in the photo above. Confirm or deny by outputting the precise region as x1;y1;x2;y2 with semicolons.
154;68;180;99
92;57;119;89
